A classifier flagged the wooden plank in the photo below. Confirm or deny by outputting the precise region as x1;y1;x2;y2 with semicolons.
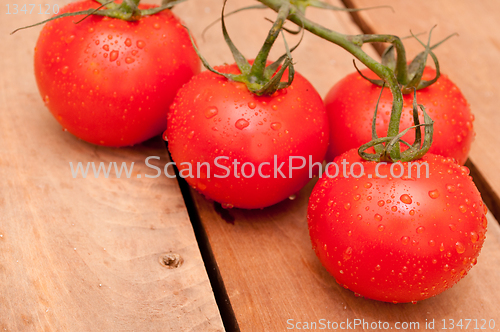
183;0;500;330
0;1;223;331
347;0;500;220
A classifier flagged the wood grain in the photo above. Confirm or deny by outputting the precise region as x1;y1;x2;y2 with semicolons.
348;0;500;220
0;1;223;331
182;0;500;331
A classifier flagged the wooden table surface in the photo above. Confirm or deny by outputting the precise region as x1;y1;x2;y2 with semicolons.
1;0;499;331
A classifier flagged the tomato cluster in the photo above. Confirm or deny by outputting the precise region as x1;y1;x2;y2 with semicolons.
31;0;487;304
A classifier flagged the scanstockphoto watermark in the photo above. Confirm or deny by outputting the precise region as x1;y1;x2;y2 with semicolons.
69;156;430;179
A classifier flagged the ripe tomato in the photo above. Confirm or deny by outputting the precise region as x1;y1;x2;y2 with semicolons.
324;67;474;164
34;0;200;146
166;63;329;209
307;149;487;303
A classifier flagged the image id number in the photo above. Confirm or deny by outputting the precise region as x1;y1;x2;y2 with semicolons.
442;319;495;330
6;4;59;14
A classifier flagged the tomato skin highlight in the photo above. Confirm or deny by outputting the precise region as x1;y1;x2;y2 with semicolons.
307;149;487;303
34;0;201;146
167;63;329;209
324;67;474;164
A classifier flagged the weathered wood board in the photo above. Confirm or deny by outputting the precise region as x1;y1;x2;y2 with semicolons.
183;0;500;331
0;1;223;331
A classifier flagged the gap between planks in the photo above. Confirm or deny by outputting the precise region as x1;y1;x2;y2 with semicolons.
166;143;241;332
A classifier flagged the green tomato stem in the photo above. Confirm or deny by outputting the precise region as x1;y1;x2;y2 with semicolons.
250;3;291;81
353;34;409;85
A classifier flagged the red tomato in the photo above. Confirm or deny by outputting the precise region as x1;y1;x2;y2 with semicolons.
34;0;200;146
166;63;329;209
324;67;474;164
307;149;487;303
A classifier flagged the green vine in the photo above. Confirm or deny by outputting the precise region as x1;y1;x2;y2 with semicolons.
256;0;450;163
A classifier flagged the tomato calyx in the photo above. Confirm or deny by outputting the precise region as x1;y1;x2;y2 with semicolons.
11;0;184;34
188;0;302;96
359;87;435;162
355;27;458;94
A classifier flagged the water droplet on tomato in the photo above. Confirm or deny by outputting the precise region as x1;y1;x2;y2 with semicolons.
43;95;50;105
162;131;168;141
401;236;409;245
400;194;412;204
449;223;457;231
377;225;385;232
235;119;249;130
65;35;75;44
428;189;440;199
460;166;470;175
344;202;351;210
374;214;382;222
416;226;425;234
270;122;282;131
470;231;479;243
343;247;352;261
272;105;278;111
446;184;456;193
353;194;360;201
459;205;467;213
364;182;372;188
125;38;132;47
455;242;466;254
125;57;135;64
137;40;146;49
204;106;218;119
110;50;119;62
221;203;234;209
61;66;69;74
377;200;384;207
443;264;450;271
187;131;194;139
288;194;296;200
391;206;397;212
107;34;113;40
153;23;161;29
428;239;435;246
247;101;256;109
